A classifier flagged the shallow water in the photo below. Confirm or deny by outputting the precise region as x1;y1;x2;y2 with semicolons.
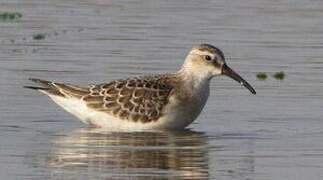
1;0;323;179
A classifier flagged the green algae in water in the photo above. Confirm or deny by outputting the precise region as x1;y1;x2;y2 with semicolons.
33;33;46;40
256;72;267;80
273;71;285;80
0;12;22;21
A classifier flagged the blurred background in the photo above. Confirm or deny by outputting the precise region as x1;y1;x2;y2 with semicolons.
0;0;323;179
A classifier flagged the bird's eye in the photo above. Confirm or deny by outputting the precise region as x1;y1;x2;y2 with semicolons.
205;55;212;61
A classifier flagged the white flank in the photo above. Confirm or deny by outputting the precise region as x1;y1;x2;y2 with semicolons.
41;91;187;131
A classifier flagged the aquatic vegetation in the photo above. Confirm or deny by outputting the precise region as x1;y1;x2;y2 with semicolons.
273;71;285;80
0;12;22;21
256;72;267;80
33;33;46;40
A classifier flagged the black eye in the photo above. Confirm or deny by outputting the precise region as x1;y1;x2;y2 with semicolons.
205;55;212;61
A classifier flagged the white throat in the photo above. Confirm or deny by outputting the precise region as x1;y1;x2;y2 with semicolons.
177;71;210;101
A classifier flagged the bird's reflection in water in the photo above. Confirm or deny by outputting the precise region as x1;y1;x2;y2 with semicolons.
47;128;210;179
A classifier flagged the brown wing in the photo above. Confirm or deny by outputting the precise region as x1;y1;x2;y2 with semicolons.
82;75;174;123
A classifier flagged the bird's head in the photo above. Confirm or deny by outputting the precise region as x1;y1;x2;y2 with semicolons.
182;44;256;94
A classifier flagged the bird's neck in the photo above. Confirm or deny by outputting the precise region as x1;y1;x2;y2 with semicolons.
176;65;211;95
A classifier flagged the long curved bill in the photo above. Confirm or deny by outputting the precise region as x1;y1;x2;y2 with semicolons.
222;64;256;95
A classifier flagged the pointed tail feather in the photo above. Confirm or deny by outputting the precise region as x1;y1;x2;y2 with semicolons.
25;78;64;96
28;78;53;86
25;78;90;98
23;85;48;90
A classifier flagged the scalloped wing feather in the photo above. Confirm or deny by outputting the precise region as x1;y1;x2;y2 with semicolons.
82;75;174;123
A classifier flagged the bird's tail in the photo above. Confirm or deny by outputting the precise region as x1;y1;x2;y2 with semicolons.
24;78;64;96
25;78;90;98
24;78;52;89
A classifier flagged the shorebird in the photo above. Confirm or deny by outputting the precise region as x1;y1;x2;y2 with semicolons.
25;44;256;130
